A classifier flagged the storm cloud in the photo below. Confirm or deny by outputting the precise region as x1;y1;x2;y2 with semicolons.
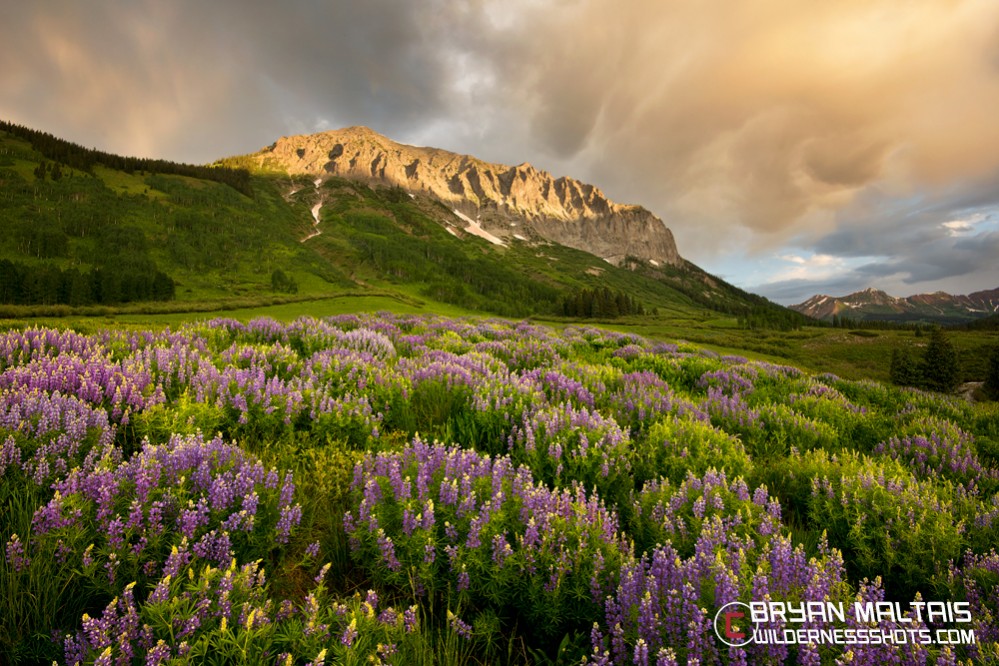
3;0;999;300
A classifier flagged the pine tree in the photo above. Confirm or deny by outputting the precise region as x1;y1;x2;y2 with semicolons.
920;328;960;393
984;346;999;401
271;269;298;294
889;348;920;387
152;271;176;301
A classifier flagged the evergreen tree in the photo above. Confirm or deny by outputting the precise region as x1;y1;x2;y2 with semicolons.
65;269;92;306
889;348;920;387
152;272;176;301
560;287;644;319
271;269;298;294
920;328;960;393
984;346;999;401
0;260;23;303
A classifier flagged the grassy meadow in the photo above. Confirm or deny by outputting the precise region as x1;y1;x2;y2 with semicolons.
1;310;997;665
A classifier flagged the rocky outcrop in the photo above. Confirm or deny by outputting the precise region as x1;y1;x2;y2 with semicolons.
249;126;682;266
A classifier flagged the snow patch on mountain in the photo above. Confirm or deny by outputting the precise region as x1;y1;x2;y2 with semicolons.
453;209;505;246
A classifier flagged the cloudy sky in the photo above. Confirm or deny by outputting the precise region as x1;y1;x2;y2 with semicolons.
4;0;999;304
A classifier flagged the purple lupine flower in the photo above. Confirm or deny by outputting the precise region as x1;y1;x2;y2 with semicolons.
340;620;359;646
275;504;302;544
403;606;418;633
146;639;172;665
448;611;473;640
4;534;29;573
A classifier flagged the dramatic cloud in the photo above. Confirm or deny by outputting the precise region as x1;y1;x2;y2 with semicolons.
3;0;999;299
497;0;999;256
0;1;501;161
753;191;999;303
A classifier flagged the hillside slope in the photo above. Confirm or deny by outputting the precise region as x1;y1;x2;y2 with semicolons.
0;122;804;324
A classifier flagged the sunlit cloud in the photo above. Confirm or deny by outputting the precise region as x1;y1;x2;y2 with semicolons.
764;253;866;285
942;220;973;236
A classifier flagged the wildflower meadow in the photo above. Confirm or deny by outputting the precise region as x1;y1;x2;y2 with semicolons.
1;314;997;664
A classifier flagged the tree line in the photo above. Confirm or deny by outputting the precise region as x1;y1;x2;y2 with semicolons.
736;308;806;331
0;260;175;306
952;313;999;332
888;328;961;393
561;287;645;318
829;314;944;331
1;121;253;196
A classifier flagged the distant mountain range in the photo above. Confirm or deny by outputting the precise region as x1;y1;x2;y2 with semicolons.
791;286;999;324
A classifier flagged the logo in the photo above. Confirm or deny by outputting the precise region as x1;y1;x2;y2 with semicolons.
714;601;755;647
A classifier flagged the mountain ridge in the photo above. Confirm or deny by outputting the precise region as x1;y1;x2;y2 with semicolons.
791;286;999;324
229;126;682;267
1;120;806;327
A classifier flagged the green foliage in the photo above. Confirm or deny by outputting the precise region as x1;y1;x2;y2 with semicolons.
758;402;839;454
271;268;298;294
0;259;174;306
346;443;625;651
984;346;999;401
885;329;973;394
921;328;961;393
67;557;421;666
799;450;964;599
629;255;808;323
0;481;92;663
0;120;252;195
889;347;920;387
630;471;777;557
632;416;752;487
560;287;644;318
737;307;808;331
3;315;999;663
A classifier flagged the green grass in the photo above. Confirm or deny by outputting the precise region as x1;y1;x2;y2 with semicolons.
5;298;996;387
92;165;167;199
604;318;999;384
115;292;479;325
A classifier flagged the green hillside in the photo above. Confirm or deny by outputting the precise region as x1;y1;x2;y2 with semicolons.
0;122;806;326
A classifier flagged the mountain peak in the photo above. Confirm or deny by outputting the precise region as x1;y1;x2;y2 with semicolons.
243;127;682;267
322;125;382;138
790;285;999;324
849;287;894;302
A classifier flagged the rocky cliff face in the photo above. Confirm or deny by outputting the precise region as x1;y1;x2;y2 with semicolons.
249;126;681;266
